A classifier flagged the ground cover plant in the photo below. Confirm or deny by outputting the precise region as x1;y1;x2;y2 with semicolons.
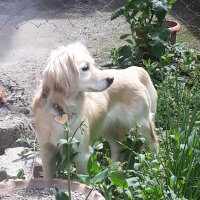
103;0;176;68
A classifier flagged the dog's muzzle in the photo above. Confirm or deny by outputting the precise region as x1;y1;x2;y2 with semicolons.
106;77;114;87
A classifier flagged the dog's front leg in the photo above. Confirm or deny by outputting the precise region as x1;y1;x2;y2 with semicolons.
73;150;91;174
71;128;92;174
40;143;58;178
107;138;123;162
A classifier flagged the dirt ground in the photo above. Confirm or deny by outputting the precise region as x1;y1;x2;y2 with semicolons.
0;0;199;154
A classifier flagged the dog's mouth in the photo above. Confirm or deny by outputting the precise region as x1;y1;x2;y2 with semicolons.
84;77;114;92
86;84;112;92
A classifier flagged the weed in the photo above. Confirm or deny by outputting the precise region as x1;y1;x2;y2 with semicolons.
16;133;38;155
15;169;25;180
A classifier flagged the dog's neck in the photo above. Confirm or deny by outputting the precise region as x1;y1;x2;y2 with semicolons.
65;91;86;132
65;90;85;119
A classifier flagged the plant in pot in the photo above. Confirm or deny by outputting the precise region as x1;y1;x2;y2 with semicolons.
109;0;180;68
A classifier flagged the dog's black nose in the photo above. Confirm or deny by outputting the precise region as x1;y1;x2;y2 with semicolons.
106;77;114;86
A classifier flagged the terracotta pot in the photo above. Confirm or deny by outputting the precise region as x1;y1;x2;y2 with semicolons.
163;21;181;45
0;178;105;200
135;20;181;45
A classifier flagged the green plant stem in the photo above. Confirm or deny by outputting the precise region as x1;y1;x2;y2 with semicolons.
149;10;154;24
66;129;71;200
125;138;135;173
67;143;71;200
71;120;85;141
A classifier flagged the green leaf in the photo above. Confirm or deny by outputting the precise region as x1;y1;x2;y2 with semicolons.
118;45;132;57
151;0;169;24
57;137;79;147
138;154;145;162
134;163;141;170
76;174;89;183
148;26;170;58
87;154;99;175
111;6;126;20
54;187;69;200
16;133;34;145
57;139;68;147
16;169;25;180
104;185;113;200
125;39;134;45
121;58;134;66
102;60;113;67
110;171;128;188
126;177;140;187
125;189;132;199
90;169;108;184
21;148;31;155
93;141;103;150
68;137;80;145
120;34;131;40
170;175;177;188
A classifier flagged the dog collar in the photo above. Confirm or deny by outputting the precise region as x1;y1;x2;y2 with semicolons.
52;102;69;125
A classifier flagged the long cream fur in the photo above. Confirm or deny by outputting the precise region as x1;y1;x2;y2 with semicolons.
33;43;158;178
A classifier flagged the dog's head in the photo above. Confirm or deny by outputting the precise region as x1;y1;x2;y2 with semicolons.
43;43;114;95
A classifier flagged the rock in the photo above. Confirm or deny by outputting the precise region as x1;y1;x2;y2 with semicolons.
0;147;42;181
0;115;33;155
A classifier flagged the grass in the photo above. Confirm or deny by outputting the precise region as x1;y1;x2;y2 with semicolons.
155;70;200;199
176;24;199;50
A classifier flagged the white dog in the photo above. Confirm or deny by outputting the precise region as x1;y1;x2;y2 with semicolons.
33;43;158;178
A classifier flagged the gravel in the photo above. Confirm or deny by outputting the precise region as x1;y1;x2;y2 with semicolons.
0;187;86;200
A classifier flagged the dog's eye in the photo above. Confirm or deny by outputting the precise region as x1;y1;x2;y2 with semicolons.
82;64;89;71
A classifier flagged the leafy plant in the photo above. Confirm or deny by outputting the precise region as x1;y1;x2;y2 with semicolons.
15;169;25;180
104;0;176;69
16;133;38;155
55;122;80;200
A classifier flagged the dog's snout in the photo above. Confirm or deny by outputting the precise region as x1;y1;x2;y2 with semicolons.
106;77;114;86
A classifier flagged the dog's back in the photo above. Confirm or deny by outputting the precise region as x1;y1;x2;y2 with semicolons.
84;66;158;159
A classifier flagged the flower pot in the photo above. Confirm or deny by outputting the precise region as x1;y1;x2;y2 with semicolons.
135;20;181;45
0;178;105;200
163;21;181;45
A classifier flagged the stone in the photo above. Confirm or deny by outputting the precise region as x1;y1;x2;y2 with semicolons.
0;147;42;181
0;115;33;155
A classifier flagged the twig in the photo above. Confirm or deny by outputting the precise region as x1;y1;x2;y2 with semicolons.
85;187;94;200
27;120;37;179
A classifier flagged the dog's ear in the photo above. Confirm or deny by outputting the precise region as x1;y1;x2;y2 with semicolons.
33;82;48;115
43;47;79;94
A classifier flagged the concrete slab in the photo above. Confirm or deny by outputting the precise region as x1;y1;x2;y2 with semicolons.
0;147;41;180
